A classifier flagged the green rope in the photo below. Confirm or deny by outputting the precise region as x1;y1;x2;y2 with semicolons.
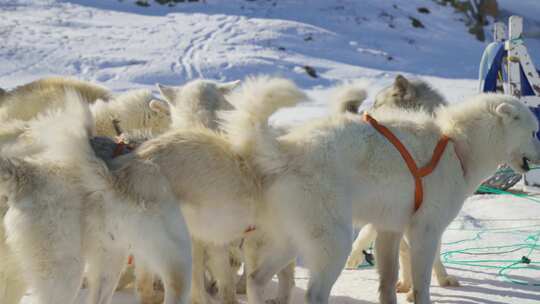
441;185;540;286
354;168;540;286
355;185;540;287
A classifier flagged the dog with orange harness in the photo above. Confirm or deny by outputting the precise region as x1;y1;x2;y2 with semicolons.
225;91;540;304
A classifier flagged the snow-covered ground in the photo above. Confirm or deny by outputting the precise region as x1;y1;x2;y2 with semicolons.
1;0;539;303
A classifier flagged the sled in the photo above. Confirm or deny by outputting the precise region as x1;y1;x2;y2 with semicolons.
478;16;540;191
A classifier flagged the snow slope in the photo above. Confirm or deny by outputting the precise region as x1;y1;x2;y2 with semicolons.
1;0;539;303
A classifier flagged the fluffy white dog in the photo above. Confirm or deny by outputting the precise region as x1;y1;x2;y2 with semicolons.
223;89;540;304
0;78;242;304
345;76;459;295
372;74;447;113
0;77;171;137
0;95;193;304
0;77;112;120
133;78;242;304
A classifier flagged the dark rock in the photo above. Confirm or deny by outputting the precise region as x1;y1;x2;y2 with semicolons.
303;65;318;78
409;16;425;28
417;7;430;14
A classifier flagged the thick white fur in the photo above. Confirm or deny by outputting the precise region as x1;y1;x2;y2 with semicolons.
345;77;459;295
0;111;85;304
118;77;301;304
0;92;192;304
133;78;242;304
220;76;306;174
0;76;171;137
158;79;239;130
329;82;368;115
0;76;111;122
373;75;447;114
91;89;170;137
227;92;540;304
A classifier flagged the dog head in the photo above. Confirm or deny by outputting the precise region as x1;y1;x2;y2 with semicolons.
374;75;446;114
374;75;417;109
156;79;240;130
492;97;540;174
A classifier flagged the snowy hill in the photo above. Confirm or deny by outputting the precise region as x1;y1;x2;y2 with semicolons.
1;1;539;303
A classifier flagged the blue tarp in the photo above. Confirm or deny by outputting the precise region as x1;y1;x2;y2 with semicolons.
481;44;536;96
480;43;540;138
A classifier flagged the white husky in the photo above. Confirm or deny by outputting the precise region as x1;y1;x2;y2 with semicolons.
345;76;459;295
0;78;241;304
0;77;171;137
0;95;192;304
372;74;447;113
133;78;242;304
0;77;112;120
224;89;540;304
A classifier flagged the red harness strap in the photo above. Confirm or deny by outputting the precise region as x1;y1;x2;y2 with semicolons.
112;136;136;158
363;113;451;212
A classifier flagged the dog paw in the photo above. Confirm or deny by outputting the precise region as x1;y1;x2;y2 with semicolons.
266;298;284;304
345;255;364;269
396;280;411;293
140;290;164;304
406;290;414;303
438;275;460;287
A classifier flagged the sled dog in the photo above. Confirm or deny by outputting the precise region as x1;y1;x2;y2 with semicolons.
345;75;460;295
0;95;192;304
223;89;540;304
373;74;447;113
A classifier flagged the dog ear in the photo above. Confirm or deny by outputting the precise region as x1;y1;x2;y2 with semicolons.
394;74;409;95
217;80;241;94
495;103;519;121
156;84;177;103
149;99;170;115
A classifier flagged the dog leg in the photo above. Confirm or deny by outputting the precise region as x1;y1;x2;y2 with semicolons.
236;270;247;294
116;263;135;290
190;239;210;304
139;212;192;304
302;227;352;304
408;225;440;304
0;220;26;304
345;224;377;269
5;206;83;304
207;243;238;304
375;230;401;304
85;248;128;304
396;238;412;293
433;240;460;287
244;236;296;304
271;261;295;304
136;262;163;304
0;252;26;304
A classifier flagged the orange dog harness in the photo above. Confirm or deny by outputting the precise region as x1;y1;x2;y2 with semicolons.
363;113;453;212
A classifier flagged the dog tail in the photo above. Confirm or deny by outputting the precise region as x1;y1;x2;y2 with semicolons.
25;89;95;164
220;76;305;172
32;91;115;188
330;83;368;115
